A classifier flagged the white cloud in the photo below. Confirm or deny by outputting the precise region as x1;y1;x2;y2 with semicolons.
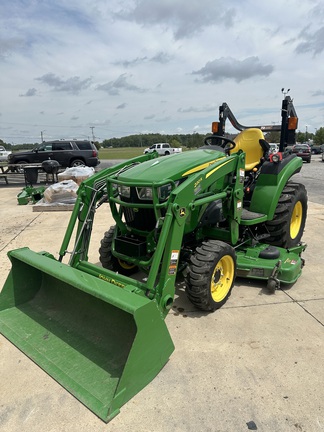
295;26;324;55
115;0;235;39
96;74;147;95
19;88;38;97
36;73;92;94
193;57;274;83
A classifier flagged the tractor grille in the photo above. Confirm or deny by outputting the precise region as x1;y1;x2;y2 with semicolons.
122;206;156;231
124;207;135;224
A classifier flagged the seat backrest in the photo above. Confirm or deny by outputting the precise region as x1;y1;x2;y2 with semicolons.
230;128;265;171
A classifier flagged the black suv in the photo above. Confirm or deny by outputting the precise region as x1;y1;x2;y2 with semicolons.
8;140;100;168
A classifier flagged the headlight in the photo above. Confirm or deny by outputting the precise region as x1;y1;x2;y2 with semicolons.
136;187;153;200
158;183;173;200
118;185;131;198
271;154;281;163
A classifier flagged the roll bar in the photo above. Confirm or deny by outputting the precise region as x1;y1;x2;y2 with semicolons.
216;96;298;152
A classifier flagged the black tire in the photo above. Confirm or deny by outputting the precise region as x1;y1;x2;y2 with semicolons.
16;160;29;173
70;159;85;167
99;226;138;276
267;277;279;293
164;151;170;155
265;182;307;248
185;240;236;311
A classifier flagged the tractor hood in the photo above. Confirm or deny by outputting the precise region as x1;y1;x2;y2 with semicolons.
117;148;226;183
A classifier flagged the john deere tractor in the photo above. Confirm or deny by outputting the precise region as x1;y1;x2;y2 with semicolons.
0;95;307;422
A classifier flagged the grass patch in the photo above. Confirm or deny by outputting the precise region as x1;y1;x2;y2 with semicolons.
99;147;144;159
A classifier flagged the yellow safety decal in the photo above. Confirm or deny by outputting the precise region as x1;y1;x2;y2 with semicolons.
182;157;225;177
206;159;233;178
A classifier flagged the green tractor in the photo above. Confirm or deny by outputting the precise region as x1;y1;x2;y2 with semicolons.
0;96;307;422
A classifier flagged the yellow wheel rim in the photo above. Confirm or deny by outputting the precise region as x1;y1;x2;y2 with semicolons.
118;259;136;270
290;201;303;239
210;255;234;303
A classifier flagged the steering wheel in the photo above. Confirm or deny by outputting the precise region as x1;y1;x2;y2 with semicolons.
204;135;236;152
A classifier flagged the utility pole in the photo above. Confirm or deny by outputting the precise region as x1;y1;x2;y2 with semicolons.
40;130;45;142
90;127;95;142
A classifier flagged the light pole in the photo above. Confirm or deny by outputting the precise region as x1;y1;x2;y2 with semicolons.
90;127;95;142
281;88;290;98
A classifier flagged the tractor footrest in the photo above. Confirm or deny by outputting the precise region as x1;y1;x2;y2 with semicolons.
241;209;267;225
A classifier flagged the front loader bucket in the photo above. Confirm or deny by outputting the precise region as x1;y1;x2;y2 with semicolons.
0;248;174;422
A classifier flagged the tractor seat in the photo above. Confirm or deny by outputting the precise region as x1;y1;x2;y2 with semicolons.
230;128;267;171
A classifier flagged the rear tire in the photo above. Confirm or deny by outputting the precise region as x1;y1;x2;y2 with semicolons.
70;159;85;167
99;226;138;276
265;182;307;248
185;240;236;311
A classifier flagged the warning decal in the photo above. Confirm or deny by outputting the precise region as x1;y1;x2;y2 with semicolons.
169;250;179;274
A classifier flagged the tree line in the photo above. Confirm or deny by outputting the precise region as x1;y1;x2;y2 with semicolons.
101;133;205;149
1;127;324;151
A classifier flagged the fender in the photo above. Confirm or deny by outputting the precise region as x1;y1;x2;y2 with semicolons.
249;154;303;219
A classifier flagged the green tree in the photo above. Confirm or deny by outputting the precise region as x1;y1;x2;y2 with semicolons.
314;127;324;145
170;138;181;148
296;131;306;143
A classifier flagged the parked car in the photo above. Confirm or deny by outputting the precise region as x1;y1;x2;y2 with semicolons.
144;143;182;156
0;145;12;162
7;140;100;169
310;144;323;154
291;144;311;163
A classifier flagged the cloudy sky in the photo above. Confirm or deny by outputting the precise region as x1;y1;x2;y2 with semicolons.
1;0;323;144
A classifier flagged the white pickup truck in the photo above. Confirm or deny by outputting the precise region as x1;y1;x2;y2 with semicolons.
143;143;182;156
0;146;12;162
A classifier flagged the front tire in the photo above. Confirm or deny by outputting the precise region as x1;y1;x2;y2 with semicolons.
265;182;307;248
15;160;29;173
185;240;236;311
99;226;138;276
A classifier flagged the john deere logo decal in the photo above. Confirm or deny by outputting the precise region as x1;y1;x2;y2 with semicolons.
179;208;186;217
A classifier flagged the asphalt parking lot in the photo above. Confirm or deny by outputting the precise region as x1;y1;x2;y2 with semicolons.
0;156;323;432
